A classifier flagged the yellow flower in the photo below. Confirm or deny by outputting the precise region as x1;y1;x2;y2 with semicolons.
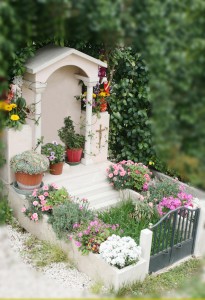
0;102;6;110
99;92;106;97
93;93;97;98
149;161;155;166
4;104;13;111
10;103;17;109
10;114;20;121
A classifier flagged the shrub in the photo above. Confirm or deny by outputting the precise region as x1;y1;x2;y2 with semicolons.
106;160;152;191
48;197;94;239
130;200;159;224
70;219;121;255
22;183;70;221
0;181;12;225
146;179;180;205
99;235;141;269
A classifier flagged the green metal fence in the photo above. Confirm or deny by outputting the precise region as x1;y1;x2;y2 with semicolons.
149;206;200;273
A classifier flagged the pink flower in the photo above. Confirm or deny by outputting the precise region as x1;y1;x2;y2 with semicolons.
113;170;118;175
83;229;90;235
75;241;82;247
41;199;46;206
32;190;37;197
38;195;45;201
31;213;38;221
78;232;83;237
139;195;144;201
69;235;72;241
79;206;83;210
21;207;26;213
108;173;113;178
73;223;80;229
44;192;49;197
120;171;126;177
43;185;49;191
33;201;38;206
143;183;148;191
148;202;153;208
51;183;59;189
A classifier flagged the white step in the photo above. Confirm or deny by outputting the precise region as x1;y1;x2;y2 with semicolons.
70;182;113;197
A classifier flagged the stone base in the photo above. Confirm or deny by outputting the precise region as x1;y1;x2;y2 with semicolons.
0;125;32;184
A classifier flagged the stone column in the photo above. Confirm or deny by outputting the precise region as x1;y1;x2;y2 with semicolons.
81;81;97;165
23;80;47;153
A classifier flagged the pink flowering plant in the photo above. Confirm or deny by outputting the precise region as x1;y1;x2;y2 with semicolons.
157;185;194;216
69;219;122;255
106;160;152;191
21;183;70;222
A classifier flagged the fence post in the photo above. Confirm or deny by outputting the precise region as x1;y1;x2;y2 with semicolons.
139;228;153;275
194;206;205;257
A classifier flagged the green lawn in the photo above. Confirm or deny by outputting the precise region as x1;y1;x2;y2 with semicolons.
115;258;203;298
98;200;159;244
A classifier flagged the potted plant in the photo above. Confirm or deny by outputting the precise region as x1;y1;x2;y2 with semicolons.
41;141;65;175
58;116;85;164
10;150;49;190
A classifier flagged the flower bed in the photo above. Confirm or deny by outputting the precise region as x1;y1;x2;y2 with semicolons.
7;184;151;290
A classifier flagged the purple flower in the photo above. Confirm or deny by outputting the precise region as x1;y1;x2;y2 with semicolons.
50;151;55;156
52;141;58;145
49;155;55;161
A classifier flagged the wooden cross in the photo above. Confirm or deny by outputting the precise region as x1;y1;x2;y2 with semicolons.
96;124;106;148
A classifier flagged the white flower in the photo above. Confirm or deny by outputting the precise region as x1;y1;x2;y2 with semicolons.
99;234;141;269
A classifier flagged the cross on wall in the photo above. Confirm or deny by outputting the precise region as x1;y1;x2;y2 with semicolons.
96;124;106;149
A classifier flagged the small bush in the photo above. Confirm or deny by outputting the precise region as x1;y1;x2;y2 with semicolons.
0;181;12;225
146;179;180;204
48;198;94;239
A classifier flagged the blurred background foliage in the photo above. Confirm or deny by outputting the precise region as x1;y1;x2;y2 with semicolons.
0;0;204;189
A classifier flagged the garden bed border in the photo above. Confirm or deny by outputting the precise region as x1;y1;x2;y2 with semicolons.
7;185;153;290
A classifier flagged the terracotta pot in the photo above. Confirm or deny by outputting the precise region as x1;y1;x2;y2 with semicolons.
49;162;64;175
66;148;83;163
15;172;43;190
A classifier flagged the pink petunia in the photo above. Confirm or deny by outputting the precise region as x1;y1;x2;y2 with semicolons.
38;195;45;201
33;201;38;206
108;173;113;178
21;207;26;213
44;192;49;197
43;185;49;191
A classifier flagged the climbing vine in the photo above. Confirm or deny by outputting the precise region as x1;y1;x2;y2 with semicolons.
108;48;153;163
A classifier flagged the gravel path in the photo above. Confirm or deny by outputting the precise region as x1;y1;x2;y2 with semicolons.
0;224;97;298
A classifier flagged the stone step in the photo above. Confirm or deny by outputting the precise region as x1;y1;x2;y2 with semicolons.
70;181;113;197
90;197;121;211
88;189;120;205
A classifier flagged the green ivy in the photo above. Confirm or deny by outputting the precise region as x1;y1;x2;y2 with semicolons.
108;48;154;164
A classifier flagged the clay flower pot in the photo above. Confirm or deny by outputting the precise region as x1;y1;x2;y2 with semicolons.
15;172;43;190
49;162;64;175
66;148;83;164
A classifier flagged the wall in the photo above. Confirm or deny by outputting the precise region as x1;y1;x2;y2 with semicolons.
41;66;82;144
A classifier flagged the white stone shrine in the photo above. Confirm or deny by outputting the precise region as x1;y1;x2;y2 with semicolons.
0;46;113;187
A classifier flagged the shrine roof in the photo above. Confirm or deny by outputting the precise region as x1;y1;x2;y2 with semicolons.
25;45;107;74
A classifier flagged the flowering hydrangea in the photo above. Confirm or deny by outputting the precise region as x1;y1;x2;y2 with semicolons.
70;219;122;255
106;160;152;191
21;183;70;222
99;235;141;269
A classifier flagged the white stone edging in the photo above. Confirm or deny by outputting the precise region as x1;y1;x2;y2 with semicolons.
7;185;152;290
